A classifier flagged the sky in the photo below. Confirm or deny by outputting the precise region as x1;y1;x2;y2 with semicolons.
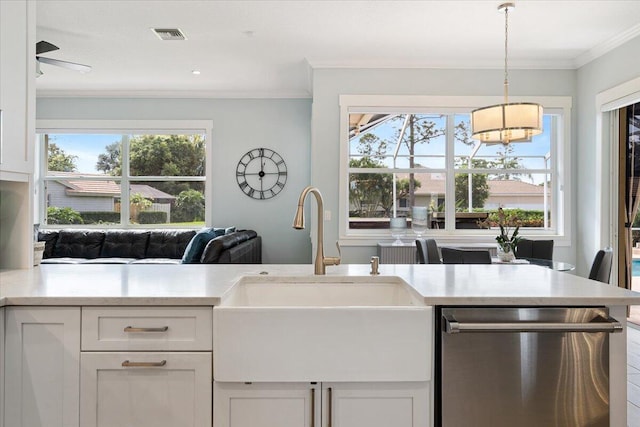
45;133;122;174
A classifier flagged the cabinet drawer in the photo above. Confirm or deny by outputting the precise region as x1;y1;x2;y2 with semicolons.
81;352;212;427
81;307;212;351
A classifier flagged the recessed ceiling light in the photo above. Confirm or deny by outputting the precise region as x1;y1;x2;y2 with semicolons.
192;70;201;75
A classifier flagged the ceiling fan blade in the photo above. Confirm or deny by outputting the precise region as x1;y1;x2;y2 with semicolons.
36;40;59;55
36;56;92;73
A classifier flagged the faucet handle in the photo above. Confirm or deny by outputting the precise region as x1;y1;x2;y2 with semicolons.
370;256;380;275
323;241;341;267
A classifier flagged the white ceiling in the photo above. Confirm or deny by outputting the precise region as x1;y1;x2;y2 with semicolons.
35;0;640;98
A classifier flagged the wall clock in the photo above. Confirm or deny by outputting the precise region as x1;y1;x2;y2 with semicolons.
236;148;287;200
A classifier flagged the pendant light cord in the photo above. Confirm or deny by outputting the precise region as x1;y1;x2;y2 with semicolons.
503;4;510;104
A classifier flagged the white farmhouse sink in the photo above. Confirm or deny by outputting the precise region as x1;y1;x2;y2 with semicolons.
213;275;432;382
220;275;425;307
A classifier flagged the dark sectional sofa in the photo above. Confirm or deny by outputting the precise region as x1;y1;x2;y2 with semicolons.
38;229;261;264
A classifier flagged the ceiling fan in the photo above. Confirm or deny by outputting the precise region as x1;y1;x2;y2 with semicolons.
36;40;92;76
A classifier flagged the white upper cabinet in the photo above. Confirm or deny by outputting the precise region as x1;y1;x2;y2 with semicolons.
0;0;35;178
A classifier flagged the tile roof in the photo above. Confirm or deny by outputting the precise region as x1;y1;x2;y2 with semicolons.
50;172;174;199
396;172;546;196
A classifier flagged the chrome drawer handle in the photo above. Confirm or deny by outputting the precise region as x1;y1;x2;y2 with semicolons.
123;326;169;333
310;387;315;427
327;387;333;427
121;360;167;368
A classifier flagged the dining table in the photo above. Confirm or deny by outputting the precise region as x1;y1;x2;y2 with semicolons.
491;257;575;272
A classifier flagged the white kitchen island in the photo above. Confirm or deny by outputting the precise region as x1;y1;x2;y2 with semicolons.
1;263;639;427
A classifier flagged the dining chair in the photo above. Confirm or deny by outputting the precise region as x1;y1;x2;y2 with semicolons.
441;247;492;264
515;238;554;261
415;238;441;264
588;247;613;284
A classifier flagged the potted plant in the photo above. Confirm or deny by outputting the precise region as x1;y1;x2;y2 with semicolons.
479;208;522;262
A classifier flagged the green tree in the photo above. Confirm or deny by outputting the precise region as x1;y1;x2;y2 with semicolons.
387;115;445;207
348;157;420;218
455;159;490;210
454;120;475;147
356;133;388;159
47;142;77;172
130;192;152;210
47;207;83;224
129;193;152;224
96;142;122;175
349;157;392;217
454;157;492;210
97;135;205;194
490;144;531;181
173;189;205;222
350;115;443;214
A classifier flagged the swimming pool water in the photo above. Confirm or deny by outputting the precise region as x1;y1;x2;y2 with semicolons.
634;259;640;276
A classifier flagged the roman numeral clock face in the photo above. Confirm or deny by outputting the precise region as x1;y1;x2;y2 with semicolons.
236;148;287;200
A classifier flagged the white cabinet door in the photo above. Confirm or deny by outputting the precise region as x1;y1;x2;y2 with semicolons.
0;0;35;269
214;382;320;427
214;381;430;427
4;307;81;427
323;382;430;427
0;0;34;176
80;352;211;427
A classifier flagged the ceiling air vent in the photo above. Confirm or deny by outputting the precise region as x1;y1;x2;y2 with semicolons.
151;28;187;41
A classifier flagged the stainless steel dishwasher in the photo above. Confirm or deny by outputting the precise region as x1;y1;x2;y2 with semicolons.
436;306;622;427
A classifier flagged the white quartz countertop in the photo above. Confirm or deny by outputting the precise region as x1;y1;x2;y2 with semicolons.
1;263;639;307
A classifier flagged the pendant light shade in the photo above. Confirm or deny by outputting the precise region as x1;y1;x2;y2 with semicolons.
471;102;543;143
471;3;543;144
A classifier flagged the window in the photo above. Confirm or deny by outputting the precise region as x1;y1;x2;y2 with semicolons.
339;96;571;243
36;120;212;228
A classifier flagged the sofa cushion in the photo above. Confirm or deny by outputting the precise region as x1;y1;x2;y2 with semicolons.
181;228;225;264
40;257;86;264
100;231;150;258
147;230;196;259
201;230;257;263
129;258;181;265
82;258;137;264
38;230;59;259
53;230;105;259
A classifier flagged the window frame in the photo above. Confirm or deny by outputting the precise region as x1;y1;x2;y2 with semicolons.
36;119;213;229
338;95;572;247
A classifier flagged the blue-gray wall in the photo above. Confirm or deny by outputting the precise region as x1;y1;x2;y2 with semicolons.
310;68;576;264
575;35;640;275
37;34;640;268
36;97;313;264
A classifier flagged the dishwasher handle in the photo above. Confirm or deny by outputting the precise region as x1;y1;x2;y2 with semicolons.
443;313;623;334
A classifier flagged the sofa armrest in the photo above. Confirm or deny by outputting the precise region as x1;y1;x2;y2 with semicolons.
217;236;262;264
200;230;259;263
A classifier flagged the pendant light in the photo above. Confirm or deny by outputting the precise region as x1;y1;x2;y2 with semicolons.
471;2;543;145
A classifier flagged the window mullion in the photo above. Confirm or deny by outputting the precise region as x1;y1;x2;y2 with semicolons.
121;134;131;226
445;114;456;231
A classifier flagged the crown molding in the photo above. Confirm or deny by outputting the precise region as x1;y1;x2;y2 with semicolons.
574;22;640;68
36;89;313;99
305;57;576;70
